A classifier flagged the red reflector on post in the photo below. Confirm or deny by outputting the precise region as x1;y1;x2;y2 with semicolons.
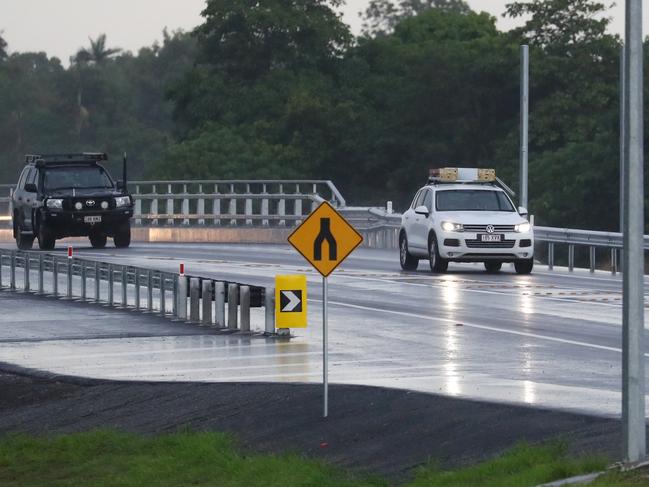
67;246;73;258
179;263;185;275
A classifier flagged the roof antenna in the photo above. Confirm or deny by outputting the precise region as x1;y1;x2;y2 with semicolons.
122;152;128;193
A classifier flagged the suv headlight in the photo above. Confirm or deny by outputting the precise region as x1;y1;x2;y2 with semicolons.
441;221;463;232
46;198;63;209
115;196;131;208
515;222;531;233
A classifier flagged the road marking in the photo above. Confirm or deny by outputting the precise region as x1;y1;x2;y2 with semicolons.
314;299;649;356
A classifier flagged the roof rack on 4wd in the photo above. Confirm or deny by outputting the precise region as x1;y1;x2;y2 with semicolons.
25;153;108;165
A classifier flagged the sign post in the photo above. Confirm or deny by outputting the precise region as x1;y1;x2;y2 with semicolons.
288;201;363;417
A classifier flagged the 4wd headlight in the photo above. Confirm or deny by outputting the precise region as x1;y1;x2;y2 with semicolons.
114;196;131;208
441;221;463;232
515;222;531;233
46;198;63;209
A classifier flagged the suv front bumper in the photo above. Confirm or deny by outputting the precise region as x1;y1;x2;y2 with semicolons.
42;208;133;237
437;232;534;262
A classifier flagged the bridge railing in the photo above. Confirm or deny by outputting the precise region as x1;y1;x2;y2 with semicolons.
128;179;344;227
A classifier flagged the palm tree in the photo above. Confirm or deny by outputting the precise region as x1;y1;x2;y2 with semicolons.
73;34;121;65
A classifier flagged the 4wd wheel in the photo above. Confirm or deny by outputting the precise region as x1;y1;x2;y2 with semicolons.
113;223;131;248
484;261;502;273
14;220;34;250
89;232;107;249
399;234;419;271
37;223;55;250
428;234;448;273
514;258;534;275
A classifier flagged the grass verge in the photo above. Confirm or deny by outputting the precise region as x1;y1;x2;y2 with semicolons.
0;430;640;486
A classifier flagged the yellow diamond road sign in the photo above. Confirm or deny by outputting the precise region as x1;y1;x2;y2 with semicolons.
288;201;363;277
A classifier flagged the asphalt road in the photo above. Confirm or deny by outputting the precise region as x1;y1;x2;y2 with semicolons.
0;242;648;419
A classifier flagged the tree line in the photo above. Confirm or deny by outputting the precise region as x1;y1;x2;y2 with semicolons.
0;0;638;230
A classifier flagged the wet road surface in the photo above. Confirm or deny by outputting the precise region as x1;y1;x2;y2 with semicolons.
0;242;647;418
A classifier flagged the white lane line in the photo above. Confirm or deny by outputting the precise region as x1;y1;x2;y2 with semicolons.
314;298;649;356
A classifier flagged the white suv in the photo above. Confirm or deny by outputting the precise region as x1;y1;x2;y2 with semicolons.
399;168;534;274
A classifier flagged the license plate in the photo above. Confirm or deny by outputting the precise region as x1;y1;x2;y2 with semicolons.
84;216;101;223
480;234;502;242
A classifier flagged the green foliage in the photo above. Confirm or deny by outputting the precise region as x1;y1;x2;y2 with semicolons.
361;0;472;36
0;0;639;230
0;32;6;60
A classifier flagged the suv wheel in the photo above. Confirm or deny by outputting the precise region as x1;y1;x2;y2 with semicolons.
15;220;34;250
514;258;534;275
399;235;418;271
429;234;448;273
37;223;55;250
114;223;131;248
89;232;107;249
484;261;502;273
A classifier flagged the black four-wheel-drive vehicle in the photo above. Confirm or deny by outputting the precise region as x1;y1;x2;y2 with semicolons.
12;153;133;250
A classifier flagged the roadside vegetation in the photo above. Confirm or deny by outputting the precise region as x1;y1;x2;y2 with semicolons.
0;0;639;231
0;430;644;487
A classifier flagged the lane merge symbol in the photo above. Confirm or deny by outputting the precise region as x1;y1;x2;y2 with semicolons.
280;290;302;313
314;218;337;261
288;201;363;278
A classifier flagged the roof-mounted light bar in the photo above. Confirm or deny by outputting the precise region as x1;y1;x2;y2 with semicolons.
26;153;108;166
428;167;496;183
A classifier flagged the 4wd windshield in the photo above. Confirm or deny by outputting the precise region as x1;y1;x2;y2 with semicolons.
43;166;113;191
436;190;515;212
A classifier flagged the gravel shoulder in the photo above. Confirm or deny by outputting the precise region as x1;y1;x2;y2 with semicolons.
0;368;637;482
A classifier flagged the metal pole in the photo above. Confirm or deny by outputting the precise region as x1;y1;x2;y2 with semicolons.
201;279;213;326
66;258;73;299
189;278;200;321
38;254;44;294
622;0;646;463
81;261;87;300
52;257;58;296
215;281;225;327
121;267;128;308
176;275;187;319
520;45;529;210
240;285;250;332
160;273;166;316
265;287;275;335
108;264;114;306
228;283;238;329
323;276;329;418
24;253;30;292
134;269;140;310
10;251;15;290
95;261;100;303
620;44;626;233
147;269;153;311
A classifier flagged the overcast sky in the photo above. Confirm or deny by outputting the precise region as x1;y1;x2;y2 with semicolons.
0;1;641;64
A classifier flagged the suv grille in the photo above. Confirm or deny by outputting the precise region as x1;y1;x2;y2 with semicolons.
463;224;516;233
465;239;516;249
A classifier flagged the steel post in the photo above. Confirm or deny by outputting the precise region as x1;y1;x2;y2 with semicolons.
265;287;275;335
121;267;128;307
176;275;188;319
240;286;250;332
108;264;114;305
520;45;529;210
227;283;238;329
215;281;225;327
548;242;554;271
66;258;73;298
52;257;58;296
620;44;626;234
323;276;329;418
589;247;596;273
201;279;213;325
134;269;140;310
10;251;15;290
160;273;166;316
95;261;100;303
38;254;44;294
622;0;646;463
568;245;574;272
612;248;618;275
24;253;30;291
81;261;87;300
189;278;200;321
147;270;153;311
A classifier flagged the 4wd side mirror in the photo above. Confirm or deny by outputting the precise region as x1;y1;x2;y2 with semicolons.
116;180;125;191
518;206;528;217
24;183;37;193
415;205;430;216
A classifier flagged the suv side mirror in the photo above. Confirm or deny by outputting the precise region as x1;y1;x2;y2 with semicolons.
415;205;430;216
24;183;37;193
518;206;528;217
116;180;125;191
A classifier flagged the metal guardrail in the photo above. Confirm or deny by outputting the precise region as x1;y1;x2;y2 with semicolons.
0;249;277;334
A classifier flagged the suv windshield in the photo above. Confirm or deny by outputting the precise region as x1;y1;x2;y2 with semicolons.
436;190;515;212
43;166;113;191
